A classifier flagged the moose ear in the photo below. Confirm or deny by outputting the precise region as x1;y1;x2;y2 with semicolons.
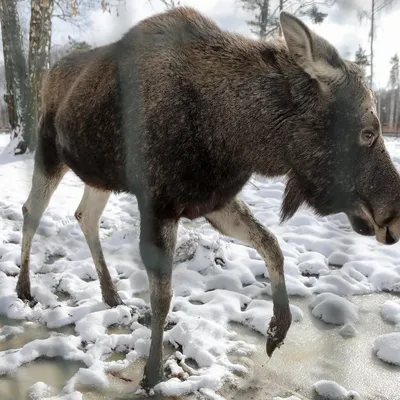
279;11;345;83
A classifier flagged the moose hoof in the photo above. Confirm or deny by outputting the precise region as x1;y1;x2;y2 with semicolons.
266;308;292;357
17;291;37;307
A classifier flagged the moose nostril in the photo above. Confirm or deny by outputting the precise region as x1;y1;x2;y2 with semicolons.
385;227;398;245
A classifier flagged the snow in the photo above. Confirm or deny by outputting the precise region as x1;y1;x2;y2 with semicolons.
373;332;400;365
313;380;361;400
339;323;357;338
273;397;301;400
28;382;51;400
309;293;359;326
0;324;24;342
0;133;400;398
381;299;400;329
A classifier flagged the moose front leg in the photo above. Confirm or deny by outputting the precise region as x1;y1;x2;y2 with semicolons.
138;207;178;388
206;197;292;356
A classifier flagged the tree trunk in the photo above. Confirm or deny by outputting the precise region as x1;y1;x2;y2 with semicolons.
0;0;28;153
24;0;54;151
395;88;399;133
390;89;396;129
259;0;270;40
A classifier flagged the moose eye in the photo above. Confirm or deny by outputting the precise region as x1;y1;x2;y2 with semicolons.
361;130;375;146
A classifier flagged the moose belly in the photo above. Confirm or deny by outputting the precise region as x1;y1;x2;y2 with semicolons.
163;172;252;220
56;139;128;192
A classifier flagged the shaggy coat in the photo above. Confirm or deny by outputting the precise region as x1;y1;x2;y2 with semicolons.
17;7;400;390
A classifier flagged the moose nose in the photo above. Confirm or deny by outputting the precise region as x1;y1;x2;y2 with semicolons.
385;227;398;245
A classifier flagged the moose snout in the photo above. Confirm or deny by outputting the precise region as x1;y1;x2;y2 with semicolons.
347;205;400;245
385;216;400;245
385;226;398;245
364;205;400;245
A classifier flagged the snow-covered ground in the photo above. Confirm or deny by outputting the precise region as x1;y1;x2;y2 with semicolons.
0;133;400;399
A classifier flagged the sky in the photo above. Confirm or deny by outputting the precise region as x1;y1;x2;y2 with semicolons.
50;0;400;89
0;0;399;90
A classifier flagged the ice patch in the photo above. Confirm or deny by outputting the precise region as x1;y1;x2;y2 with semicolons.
0;324;24;342
273;397;301;400
0;335;84;375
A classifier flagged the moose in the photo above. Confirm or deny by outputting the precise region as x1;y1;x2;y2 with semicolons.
17;6;400;389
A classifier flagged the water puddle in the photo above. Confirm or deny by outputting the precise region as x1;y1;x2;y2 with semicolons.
0;293;399;399
79;342;184;400
0;357;84;400
218;293;400;400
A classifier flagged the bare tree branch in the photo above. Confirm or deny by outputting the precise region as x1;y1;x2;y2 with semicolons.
357;0;397;88
239;0;336;40
159;0;181;9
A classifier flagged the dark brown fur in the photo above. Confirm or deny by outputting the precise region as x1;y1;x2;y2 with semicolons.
18;7;400;389
40;8;400;231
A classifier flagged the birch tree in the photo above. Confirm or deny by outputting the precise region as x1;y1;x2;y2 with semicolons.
358;0;396;89
389;53;399;130
0;0;112;154
0;0;27;152
24;0;54;151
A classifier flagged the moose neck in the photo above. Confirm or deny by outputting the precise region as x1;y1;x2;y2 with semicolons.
198;38;322;179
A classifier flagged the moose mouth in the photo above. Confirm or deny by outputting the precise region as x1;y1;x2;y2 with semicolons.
359;205;399;245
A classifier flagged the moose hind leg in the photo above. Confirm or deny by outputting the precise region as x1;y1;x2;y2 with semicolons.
75;185;123;307
206;197;292;357
17;161;68;302
139;208;178;388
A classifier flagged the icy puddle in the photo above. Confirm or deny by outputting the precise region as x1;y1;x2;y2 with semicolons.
0;357;84;400
1;293;398;400
218;293;400;400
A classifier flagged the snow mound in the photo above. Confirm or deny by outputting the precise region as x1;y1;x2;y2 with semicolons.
381;300;400;328
28;382;51;400
339;323;357;338
313;380;361;399
309;293;359;325
232;299;303;336
373;332;400;365
297;252;329;276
